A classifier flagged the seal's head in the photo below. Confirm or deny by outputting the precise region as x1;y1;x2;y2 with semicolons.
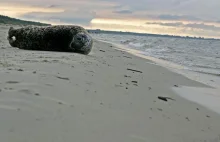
70;32;93;55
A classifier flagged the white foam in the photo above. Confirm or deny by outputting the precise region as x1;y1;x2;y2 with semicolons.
92;33;220;81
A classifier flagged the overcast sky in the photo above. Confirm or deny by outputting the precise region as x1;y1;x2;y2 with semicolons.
1;0;220;38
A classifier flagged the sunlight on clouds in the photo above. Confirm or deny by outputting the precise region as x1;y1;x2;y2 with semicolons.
91;18;146;26
90;18;180;34
89;18;220;38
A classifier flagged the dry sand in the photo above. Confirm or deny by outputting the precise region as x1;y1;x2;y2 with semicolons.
0;24;220;142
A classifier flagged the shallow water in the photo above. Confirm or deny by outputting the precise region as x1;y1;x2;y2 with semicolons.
91;33;220;77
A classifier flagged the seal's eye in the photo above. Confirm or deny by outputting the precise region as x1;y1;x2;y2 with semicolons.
77;37;82;41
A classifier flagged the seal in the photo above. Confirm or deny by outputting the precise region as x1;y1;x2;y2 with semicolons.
7;25;93;55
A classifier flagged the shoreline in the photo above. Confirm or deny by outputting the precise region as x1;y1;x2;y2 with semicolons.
1;24;220;142
98;39;220;89
98;39;220;116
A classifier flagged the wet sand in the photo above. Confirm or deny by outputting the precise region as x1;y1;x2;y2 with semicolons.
1;24;220;142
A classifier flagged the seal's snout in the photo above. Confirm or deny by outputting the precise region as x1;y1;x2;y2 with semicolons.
70;32;93;55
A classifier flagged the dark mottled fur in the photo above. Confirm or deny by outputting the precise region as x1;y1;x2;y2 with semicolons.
7;25;93;55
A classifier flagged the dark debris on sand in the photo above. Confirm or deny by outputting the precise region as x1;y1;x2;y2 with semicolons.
127;68;143;73
158;96;176;102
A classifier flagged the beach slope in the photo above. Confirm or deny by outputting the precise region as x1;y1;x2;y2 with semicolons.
0;25;220;142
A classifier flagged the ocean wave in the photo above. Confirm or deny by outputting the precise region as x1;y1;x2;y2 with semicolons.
193;64;220;70
91;33;220;77
193;70;220;77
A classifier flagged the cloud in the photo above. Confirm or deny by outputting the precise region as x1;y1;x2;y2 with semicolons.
0;0;118;25
146;22;220;32
186;23;220;31
1;0;220;38
21;9;96;25
47;5;59;8
113;10;133;14
103;0;220;21
146;22;184;27
157;14;201;21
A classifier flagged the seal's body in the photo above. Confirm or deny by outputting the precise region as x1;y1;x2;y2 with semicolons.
7;25;93;55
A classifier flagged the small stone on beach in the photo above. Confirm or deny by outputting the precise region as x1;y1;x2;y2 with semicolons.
206;115;210;118
123;56;132;59
157;108;163;111
58;102;63;105
99;50;105;52
17;69;24;71
124;75;131;78
34;93;40;96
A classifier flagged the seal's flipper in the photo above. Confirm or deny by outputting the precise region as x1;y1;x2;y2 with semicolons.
7;27;17;47
8;27;15;36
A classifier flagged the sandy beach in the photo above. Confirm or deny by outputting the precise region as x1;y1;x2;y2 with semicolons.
1;24;220;142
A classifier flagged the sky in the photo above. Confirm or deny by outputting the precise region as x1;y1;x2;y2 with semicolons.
1;0;220;38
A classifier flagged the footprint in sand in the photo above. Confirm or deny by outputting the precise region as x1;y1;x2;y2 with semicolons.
19;89;33;94
6;81;20;84
4;87;14;91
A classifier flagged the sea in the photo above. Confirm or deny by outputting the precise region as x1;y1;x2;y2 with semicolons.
91;33;220;78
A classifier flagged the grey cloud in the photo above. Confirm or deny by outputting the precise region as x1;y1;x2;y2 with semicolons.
146;22;220;32
186;23;220;31
113;10;133;14
146;22;184;27
112;4;123;9
157;14;201;21
48;5;59;8
21;10;95;25
172;0;194;6
102;0;220;21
